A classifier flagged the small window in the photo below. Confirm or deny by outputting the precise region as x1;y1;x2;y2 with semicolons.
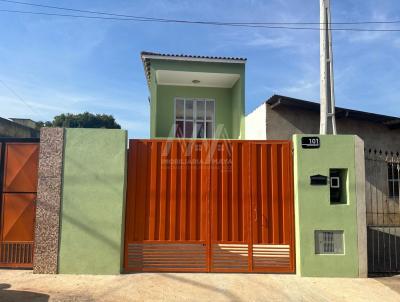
174;98;215;138
315;230;344;254
388;163;400;198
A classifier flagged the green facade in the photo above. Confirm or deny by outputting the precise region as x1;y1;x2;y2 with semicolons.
58;129;127;274
293;135;366;277
147;59;245;139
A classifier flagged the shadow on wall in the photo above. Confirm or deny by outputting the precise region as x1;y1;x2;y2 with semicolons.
368;227;400;275
0;284;49;302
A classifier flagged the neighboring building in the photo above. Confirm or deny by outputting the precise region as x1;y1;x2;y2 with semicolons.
246;94;400;151
9;118;37;129
0;116;39;138
246;95;400;264
141;52;246;139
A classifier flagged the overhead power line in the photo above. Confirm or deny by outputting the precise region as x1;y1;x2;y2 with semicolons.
0;78;42;117
0;1;400;32
1;0;400;26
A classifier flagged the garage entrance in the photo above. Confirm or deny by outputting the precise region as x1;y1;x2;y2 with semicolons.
0;139;39;268
124;140;295;273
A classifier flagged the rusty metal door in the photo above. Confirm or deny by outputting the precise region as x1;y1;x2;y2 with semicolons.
0;139;39;268
124;140;295;273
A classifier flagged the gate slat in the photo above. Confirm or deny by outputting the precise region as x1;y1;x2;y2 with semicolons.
189;142;197;241
261;144;268;244
159;142;167;241
148;142;158;240
271;144;280;244
231;143;239;242
180;143;187;240
169;143;177;241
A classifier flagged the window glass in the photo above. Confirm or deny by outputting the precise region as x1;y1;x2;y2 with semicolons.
175;121;184;138
196;122;204;138
206;122;213;138
184;121;193;138
388;163;400;198
394;183;400;198
196;100;205;121
388;163;393;179
394;164;399;179
206;101;214;120
185;100;194;120
176;99;184;120
315;230;344;254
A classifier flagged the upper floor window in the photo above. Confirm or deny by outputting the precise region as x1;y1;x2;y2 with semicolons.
388;162;399;198
175;98;215;138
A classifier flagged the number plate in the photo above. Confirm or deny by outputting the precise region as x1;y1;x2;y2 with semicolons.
301;137;320;149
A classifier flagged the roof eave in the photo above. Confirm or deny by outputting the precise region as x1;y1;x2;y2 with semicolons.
265;95;400;128
140;52;246;91
140;53;246;64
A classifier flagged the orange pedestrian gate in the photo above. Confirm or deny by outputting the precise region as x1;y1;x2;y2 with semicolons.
124;140;295;273
0;139;39;268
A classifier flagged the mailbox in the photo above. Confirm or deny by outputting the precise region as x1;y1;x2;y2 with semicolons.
310;174;328;186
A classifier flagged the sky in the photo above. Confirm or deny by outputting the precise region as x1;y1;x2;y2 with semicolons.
0;0;399;138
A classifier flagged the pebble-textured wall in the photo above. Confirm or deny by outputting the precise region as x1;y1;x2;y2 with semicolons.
33;128;64;274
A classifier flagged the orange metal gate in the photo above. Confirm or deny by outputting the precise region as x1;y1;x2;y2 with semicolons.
124;140;295;273
0;139;39;268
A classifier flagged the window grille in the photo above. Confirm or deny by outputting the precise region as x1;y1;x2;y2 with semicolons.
175;98;215;139
315;230;344;254
388;162;400;198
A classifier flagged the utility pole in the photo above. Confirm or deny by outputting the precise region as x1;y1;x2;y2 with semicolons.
320;0;337;134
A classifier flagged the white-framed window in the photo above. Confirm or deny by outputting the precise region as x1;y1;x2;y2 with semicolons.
315;230;344;254
388;162;400;198
175;98;215;138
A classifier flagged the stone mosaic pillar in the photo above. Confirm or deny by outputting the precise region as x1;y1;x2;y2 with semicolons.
33;128;64;274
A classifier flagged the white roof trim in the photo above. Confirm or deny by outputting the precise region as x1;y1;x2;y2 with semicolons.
141;54;246;64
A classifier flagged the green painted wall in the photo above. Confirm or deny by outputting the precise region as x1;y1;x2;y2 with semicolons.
150;70;158;138
156;85;233;138
231;78;245;139
58;129;127;274
148;59;245;139
293;135;361;277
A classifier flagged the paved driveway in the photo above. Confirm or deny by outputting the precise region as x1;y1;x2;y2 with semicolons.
0;269;399;301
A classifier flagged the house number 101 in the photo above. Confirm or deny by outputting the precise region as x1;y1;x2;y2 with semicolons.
301;137;320;149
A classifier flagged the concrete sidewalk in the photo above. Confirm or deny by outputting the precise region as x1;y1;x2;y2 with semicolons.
0;269;399;301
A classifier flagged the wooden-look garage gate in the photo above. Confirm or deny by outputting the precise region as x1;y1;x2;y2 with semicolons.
124;139;295;273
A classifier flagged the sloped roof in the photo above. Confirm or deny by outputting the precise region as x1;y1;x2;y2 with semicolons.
266;95;400;130
141;51;246;61
140;51;246;88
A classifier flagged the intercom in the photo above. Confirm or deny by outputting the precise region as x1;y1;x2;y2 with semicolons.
329;169;348;204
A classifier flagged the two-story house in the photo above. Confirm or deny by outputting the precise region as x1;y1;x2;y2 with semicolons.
141;52;246;139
